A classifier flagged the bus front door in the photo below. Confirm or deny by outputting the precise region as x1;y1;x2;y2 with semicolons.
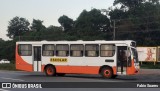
33;46;41;72
117;46;128;75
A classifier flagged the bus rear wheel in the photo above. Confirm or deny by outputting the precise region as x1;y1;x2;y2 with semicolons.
101;67;113;79
45;65;56;76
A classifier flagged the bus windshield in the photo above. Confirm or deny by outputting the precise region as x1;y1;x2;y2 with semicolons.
131;48;139;63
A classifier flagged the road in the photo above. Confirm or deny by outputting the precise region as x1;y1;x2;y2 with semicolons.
0;69;160;82
0;69;159;91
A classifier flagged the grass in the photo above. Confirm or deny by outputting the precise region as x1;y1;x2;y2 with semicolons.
140;62;160;69
0;63;16;70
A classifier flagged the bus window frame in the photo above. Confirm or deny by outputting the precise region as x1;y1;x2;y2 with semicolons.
42;44;55;56
85;44;99;57
127;47;132;67
100;44;115;57
56;44;69;57
70;44;84;57
18;44;32;56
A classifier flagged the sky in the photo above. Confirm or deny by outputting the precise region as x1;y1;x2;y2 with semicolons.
0;0;114;40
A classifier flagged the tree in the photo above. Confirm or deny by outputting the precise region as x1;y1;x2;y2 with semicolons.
148;0;159;4
113;0;144;9
0;40;15;63
109;0;160;45
74;9;110;40
7;16;30;39
75;9;110;31
30;19;46;31
47;25;63;31
58;15;74;32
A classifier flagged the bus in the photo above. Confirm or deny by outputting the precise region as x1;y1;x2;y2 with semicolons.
16;40;139;79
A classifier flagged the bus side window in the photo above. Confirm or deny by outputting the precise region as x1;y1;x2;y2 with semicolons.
70;44;84;57
85;44;99;57
56;44;69;56
18;44;32;56
42;44;54;56
100;44;115;57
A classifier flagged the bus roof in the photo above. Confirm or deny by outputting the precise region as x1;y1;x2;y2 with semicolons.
16;40;135;45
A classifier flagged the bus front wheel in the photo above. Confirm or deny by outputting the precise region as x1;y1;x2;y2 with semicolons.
101;67;113;79
45;65;56;76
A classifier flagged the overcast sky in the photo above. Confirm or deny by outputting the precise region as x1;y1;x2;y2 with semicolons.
0;0;114;40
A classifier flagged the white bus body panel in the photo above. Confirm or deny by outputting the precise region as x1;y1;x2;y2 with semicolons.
16;40;136;73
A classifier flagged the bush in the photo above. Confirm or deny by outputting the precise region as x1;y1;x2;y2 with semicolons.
0;63;16;70
140;62;160;69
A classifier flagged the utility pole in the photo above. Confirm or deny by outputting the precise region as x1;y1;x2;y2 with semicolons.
100;9;116;40
19;36;21;41
113;20;116;40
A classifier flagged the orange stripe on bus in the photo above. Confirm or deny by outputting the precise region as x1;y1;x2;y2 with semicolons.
55;66;116;75
127;60;136;75
41;65;45;72
16;45;33;72
112;66;117;75
55;66;100;74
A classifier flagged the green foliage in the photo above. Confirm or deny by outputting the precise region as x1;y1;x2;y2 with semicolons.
75;9;110;31
0;39;15;63
7;16;30;39
18;9;110;41
0;63;16;70
30;19;46;31
114;0;144;9
140;62;160;69
2;1;160;63
74;9;110;40
110;0;160;46
58;15;74;32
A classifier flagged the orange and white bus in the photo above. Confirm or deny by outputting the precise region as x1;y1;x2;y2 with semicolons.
16;40;139;78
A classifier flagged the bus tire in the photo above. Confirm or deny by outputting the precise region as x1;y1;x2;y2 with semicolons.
57;73;65;76
101;67;113;79
45;65;56;76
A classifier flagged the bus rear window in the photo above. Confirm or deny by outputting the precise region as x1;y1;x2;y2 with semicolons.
18;44;32;56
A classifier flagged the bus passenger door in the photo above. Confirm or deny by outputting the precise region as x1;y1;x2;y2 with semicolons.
117;46;128;75
33;46;41;72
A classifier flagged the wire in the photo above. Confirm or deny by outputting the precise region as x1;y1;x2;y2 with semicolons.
110;12;160;21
